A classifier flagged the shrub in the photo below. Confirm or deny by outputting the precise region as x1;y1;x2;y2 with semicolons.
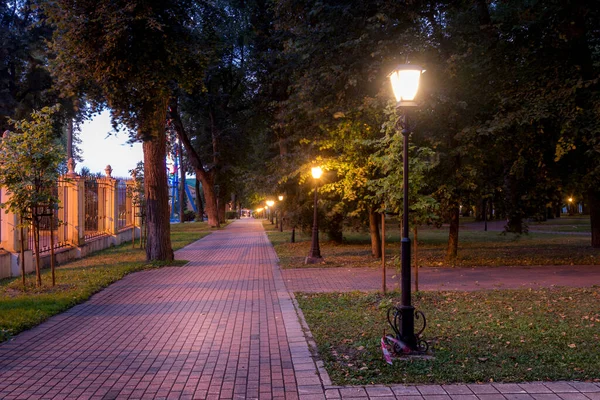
184;210;196;222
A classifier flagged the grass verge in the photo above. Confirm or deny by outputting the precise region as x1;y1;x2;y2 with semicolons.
0;220;219;343
296;289;600;385
263;220;598;269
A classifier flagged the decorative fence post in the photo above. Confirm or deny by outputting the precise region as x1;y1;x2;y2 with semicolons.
98;165;119;237
62;175;85;247
0;187;32;278
0;187;26;253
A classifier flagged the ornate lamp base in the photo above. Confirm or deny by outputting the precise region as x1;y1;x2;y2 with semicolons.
386;305;429;355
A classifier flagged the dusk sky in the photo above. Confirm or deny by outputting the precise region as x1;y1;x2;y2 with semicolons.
78;110;143;178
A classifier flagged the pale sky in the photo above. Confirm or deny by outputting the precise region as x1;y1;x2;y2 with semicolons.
78;110;143;178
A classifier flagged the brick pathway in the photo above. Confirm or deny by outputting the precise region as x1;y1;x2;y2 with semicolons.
282;265;600;293
0;219;324;399
0;219;598;399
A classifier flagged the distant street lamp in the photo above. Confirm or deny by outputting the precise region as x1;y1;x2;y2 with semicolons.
387;63;428;353
568;197;574;215
266;200;275;224
278;195;284;232
305;166;323;264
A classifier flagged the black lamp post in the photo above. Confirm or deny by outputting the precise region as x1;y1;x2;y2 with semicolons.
305;166;323;264
266;200;275;224
278;195;284;232
387;64;428;353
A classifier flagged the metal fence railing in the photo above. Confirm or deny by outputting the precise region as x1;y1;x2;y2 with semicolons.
28;186;69;255
117;181;132;231
84;179;105;240
3;176;137;255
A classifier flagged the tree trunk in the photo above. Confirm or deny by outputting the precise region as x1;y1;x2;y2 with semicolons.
33;216;41;287
590;190;600;248
195;177;204;221
20;216;25;288
327;213;344;244
483;198;488;231
141;96;174;262
195;168;219;227
368;208;381;258
179;144;185;223
132;209;136;249
50;208;55;286
169;97;220;227
218;191;227;224
446;202;459;261
381;212;386;294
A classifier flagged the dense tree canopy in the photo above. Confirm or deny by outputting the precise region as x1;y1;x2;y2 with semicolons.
1;0;598;260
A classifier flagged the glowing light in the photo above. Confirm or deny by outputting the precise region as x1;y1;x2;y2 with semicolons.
389;65;425;103
311;166;323;179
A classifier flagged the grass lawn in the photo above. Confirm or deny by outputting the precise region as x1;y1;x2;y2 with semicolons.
0;220;220;343
527;217;591;233
263;218;599;269
296;289;600;385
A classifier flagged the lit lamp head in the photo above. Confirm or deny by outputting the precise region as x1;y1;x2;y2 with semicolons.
568;197;573;203
256;208;263;213
389;64;425;106
311;166;323;179
266;200;275;207
278;195;284;201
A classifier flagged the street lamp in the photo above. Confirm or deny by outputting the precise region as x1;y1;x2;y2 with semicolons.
278;195;284;232
305;166;323;264
387;63;428;353
266;200;275;224
568;197;574;215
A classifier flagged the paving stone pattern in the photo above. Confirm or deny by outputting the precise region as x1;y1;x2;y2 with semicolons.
0;220;324;399
282;265;600;293
0;219;598;399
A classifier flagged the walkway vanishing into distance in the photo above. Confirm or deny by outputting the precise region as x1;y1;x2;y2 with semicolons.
0;218;599;400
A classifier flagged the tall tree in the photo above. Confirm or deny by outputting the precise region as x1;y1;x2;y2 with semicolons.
169;0;256;227
46;0;208;260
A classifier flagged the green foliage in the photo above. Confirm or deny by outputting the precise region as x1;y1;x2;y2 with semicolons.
1;1;55;128
370;105;439;227
46;0;207;135
127;161;145;215
252;0;600;249
0;105;65;222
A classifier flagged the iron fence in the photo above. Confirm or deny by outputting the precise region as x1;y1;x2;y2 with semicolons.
28;186;69;255
84;179;105;240
117;181;132;231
